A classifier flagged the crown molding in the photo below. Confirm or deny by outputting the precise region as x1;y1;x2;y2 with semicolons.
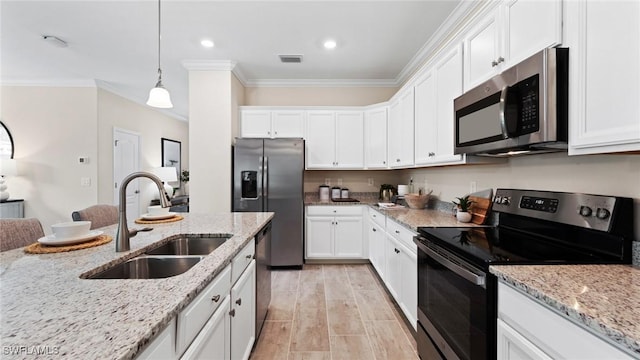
181;60;237;71
0;78;97;87
243;78;398;88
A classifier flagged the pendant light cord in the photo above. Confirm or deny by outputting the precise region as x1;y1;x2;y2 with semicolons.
157;0;162;82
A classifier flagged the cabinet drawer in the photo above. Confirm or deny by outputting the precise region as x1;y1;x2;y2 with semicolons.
176;266;231;357
386;219;417;253
307;205;363;216
232;239;255;285
368;207;386;228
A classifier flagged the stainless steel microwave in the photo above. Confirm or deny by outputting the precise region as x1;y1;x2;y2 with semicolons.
454;48;568;157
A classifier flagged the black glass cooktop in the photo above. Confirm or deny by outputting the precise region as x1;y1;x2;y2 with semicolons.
416;225;625;270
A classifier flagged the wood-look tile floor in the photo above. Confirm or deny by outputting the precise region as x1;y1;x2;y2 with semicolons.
250;264;418;360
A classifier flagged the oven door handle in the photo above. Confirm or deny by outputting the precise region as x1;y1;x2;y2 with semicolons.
423;246;486;287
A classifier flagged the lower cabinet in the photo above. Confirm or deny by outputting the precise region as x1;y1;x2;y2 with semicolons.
137;241;256;360
305;206;365;259
383;233;417;330
368;220;386;279
498;282;633;359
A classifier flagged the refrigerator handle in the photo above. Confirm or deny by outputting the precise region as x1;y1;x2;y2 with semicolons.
264;156;269;201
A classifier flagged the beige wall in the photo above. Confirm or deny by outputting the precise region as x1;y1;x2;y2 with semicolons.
304;170;400;193
244;86;398;106
1;86;99;232
231;74;245;140
97;88;188;216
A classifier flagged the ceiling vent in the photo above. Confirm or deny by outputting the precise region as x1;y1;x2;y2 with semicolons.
279;55;303;63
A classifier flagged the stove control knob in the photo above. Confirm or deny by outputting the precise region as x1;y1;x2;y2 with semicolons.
494;196;502;204
596;208;611;220
501;197;510;205
579;205;593;217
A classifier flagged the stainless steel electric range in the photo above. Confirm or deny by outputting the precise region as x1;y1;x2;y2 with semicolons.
414;189;634;360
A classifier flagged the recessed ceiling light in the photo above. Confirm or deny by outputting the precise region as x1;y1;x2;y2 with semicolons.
201;39;214;48
324;40;337;50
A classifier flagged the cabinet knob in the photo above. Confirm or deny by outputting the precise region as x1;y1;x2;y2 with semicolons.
246;254;253;259
372;228;377;232
491;60;498;67
275;131;278;135
396;159;400;162
394;248;400;254
383;161;386;164
395;230;400;234
211;294;221;302
229;309;236;317
428;152;435;157
236;298;242;306
497;56;504;63
267;131;271;135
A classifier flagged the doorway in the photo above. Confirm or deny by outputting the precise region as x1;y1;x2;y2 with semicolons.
113;128;140;220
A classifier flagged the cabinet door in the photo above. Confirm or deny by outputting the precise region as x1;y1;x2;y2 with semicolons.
414;70;437;165
181;296;231;360
503;0;562;67
464;10;501;90
272;110;305;138
567;0;640;155
306;111;336;168
335;111;365;168
434;45;464;164
334;216;364;258
497;319;553;360
306;216;334;258
137;318;177;360
369;222;386;281
398;243;417;330
383;234;401;299
240;110;272;138
365;107;388;169
230;260;256;360
387;100;403;167
399;88;415;167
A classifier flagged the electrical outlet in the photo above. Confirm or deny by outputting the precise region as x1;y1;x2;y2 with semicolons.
337;178;343;186
368;178;374;186
423;179;429;191
80;177;91;187
325;178;331;186
470;181;477;194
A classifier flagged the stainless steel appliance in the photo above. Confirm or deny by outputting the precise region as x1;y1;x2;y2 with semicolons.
233;138;304;267
454;48;569;156
255;222;271;340
414;189;633;360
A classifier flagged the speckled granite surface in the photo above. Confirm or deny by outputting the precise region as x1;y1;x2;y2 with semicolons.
304;192;379;205
0;212;273;360
370;206;485;232
491;264;640;356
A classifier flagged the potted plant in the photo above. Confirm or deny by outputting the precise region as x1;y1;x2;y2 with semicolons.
180;169;189;195
453;195;474;223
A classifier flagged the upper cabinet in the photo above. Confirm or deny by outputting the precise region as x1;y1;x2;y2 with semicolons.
566;0;640;155
388;88;415;168
415;45;465;166
240;108;304;138
464;0;563;90
364;106;388;169
306;110;364;169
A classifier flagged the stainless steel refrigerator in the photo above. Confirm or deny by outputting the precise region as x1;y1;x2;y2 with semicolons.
232;138;304;267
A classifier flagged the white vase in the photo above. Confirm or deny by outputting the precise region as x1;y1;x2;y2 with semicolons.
456;211;472;223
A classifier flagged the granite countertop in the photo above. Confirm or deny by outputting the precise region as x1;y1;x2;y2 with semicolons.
491;264;640;356
0;212;273;360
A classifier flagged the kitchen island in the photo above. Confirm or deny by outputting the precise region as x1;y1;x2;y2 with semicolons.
0;212;273;359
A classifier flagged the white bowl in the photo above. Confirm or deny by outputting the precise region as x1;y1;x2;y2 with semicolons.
148;205;170;216
51;221;91;239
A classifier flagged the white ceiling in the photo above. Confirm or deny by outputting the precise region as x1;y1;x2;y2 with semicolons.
1;0;467;120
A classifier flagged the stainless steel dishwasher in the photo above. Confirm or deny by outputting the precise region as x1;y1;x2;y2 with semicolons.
255;222;271;341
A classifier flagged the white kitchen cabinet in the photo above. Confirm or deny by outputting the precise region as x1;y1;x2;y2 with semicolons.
566;0;640;155
414;45;464;166
181;296;231;360
137;318;177;360
306;111;364;169
464;0;562;90
384;234;402;299
388;88;415;168
364;106;388;169
368;221;386;278
498;282;633;359
230;260;256;360
383;222;417;330
240;109;304;138
305;206;365;259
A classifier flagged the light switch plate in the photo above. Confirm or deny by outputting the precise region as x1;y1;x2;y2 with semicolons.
81;177;91;187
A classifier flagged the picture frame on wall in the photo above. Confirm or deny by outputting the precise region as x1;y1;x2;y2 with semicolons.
161;137;181;188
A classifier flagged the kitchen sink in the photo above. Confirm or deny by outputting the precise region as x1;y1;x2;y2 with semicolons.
145;234;232;256
87;256;205;279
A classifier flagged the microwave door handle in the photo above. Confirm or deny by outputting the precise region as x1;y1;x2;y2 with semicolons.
424;246;486;287
499;86;510;139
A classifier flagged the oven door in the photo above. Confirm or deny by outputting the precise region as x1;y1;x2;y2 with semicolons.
416;237;494;360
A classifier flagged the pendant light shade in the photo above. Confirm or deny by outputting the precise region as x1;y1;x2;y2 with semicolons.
147;0;173;109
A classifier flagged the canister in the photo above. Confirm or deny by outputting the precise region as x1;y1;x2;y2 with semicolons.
319;185;330;202
331;187;341;199
341;188;349;198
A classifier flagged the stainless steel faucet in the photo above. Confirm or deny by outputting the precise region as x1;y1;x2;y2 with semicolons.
116;171;172;252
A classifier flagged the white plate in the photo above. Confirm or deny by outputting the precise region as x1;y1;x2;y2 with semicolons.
141;212;177;220
38;230;104;246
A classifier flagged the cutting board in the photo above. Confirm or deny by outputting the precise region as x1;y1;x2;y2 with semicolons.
469;195;493;225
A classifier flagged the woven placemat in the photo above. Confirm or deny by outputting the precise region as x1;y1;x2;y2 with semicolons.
134;215;184;224
24;235;113;254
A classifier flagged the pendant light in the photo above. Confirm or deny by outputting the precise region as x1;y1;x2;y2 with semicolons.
146;0;173;108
